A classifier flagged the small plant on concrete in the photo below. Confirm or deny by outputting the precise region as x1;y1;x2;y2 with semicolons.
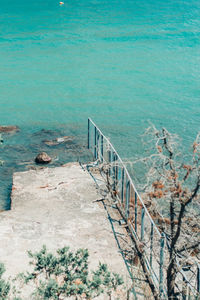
0;263;10;300
12;245;124;300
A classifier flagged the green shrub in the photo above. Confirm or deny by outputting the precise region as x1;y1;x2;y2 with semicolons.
0;263;10;300
2;246;124;300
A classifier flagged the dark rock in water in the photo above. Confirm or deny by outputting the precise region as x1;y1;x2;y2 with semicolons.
35;152;52;164
43;136;74;146
0;126;20;133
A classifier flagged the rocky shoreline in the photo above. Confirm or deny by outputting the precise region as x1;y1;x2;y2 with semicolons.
0;125;92;210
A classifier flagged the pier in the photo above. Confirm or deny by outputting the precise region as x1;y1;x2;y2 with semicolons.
0;163;129;288
0;119;199;299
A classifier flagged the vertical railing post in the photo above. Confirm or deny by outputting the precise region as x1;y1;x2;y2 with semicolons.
96;131;100;160
197;264;200;294
94;126;97;159
135;192;137;233
118;165;121;182
113;152;116;189
141;207;145;241
121;168;124;204
88;118;90;149
150;222;154;267
113;153;118;191
125;180;130;219
108;149;112;177
159;233;165;297
101;135;103;162
115;157;118;188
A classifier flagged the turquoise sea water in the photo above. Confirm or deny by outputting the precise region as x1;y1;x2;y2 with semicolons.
0;0;200;208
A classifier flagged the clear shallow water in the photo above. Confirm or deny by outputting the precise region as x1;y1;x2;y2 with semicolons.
0;0;200;208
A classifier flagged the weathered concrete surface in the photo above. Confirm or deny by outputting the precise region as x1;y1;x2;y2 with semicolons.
0;162;128;282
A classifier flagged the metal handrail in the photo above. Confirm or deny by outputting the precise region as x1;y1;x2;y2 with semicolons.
87;118;200;299
88;118;161;235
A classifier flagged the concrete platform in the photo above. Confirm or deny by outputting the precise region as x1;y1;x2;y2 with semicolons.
0;163;129;285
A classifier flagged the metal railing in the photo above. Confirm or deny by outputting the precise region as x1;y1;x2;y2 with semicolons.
87;118;200;299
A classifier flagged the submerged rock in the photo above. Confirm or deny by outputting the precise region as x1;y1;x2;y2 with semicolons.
35;152;52;164
0;126;20;133
43;136;74;146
